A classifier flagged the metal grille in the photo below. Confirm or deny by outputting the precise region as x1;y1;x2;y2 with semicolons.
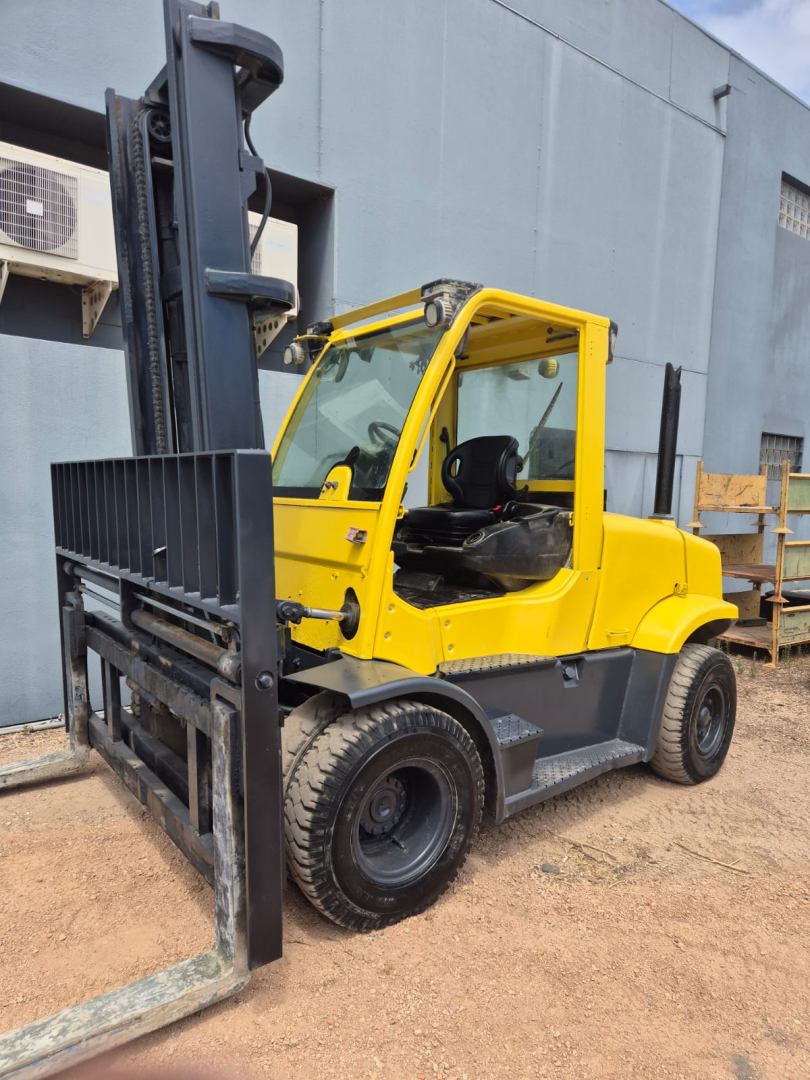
0;156;78;257
51;452;270;616
760;432;803;480
778;177;810;241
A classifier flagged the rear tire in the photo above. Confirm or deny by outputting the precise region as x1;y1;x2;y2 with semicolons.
284;700;484;931
650;644;736;784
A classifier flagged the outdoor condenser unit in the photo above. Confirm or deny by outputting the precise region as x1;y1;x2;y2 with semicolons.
0;140;118;338
248;210;299;357
0;140;297;352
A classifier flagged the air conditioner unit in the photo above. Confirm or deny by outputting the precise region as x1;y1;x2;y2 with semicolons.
248;211;299;358
0;142;297;352
0;140;118;338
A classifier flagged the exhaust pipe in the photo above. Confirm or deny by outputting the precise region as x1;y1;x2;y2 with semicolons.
651;362;682;519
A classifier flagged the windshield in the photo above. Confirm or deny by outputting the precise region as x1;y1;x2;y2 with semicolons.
273;320;443;500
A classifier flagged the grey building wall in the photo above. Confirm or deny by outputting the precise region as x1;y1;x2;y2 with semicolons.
0;338;131;723
703;55;810;559
704;58;810;474
1;0;809;723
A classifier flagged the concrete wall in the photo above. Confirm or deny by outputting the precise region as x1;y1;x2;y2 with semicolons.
704;57;810;474
703;56;810;559
1;0;810;722
0;338;131;724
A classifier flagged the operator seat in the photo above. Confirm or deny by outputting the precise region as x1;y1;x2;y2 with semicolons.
403;435;523;544
395;433;572;595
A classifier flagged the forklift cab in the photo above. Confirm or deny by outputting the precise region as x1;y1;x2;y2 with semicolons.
272;283;611;673
392;335;578;601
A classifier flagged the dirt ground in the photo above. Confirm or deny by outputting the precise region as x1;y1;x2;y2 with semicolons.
1;652;808;1079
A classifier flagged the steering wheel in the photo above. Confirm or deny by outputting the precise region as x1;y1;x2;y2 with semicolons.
368;420;400;447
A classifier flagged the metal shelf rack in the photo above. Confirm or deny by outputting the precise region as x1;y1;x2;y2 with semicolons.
690;460;810;665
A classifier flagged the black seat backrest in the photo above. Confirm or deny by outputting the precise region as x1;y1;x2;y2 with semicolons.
442;435;523;509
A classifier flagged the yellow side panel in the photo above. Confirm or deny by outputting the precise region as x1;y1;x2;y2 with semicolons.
683;532;724;596
633;595;738;653
588;514;685;650
273;498;381;656
374;567;599;675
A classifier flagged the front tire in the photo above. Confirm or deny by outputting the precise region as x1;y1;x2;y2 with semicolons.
650;644;736;784
284;700;484;931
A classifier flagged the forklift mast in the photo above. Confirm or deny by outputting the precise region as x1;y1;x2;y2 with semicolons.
107;0;294;454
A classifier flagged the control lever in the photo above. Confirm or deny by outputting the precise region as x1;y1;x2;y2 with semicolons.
276;600;346;625
276;595;361;639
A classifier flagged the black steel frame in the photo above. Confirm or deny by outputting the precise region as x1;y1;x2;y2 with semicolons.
0;451;281;1075
50;450;283;966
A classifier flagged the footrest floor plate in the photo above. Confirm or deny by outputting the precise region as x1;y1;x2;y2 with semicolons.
504;738;645;817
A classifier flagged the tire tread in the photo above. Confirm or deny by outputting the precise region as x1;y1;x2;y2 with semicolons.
284;700;484;931
650;643;735;784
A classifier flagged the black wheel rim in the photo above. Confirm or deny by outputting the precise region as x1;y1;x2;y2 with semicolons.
692;682;728;760
351;757;457;888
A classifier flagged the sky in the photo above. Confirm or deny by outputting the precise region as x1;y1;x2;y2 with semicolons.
669;0;810;102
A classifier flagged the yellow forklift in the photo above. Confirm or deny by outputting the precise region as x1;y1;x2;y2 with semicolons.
0;0;737;1072
274;279;737;929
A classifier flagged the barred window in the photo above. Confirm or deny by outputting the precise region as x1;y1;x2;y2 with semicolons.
760;432;803;481
779;176;810;240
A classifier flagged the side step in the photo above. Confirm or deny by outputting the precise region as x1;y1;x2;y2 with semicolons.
489;712;544;799
503;738;645;818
